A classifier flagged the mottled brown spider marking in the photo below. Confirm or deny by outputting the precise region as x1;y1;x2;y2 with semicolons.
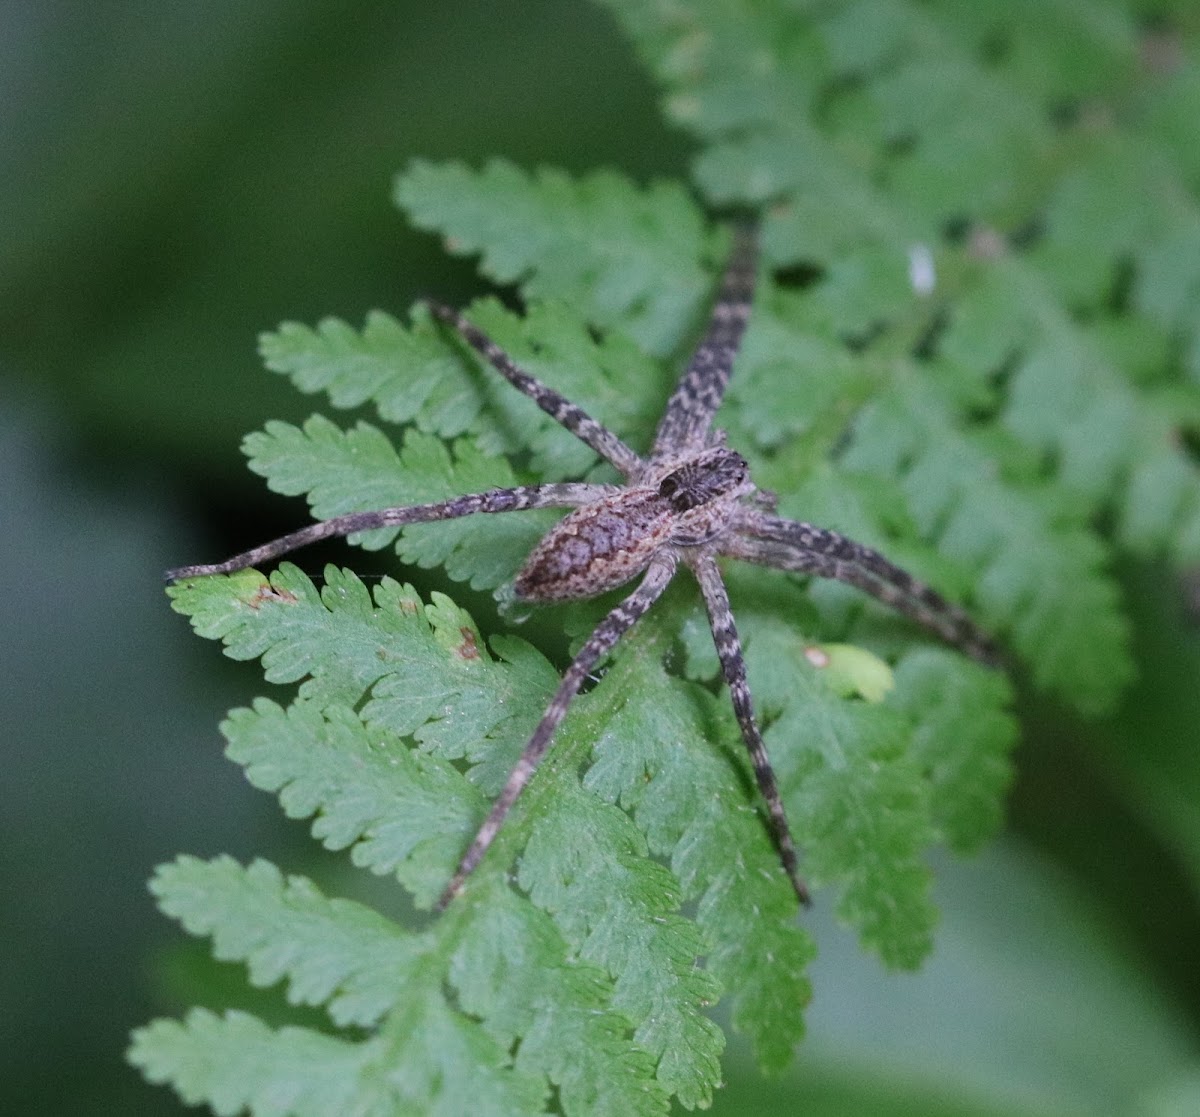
514;490;674;602
514;447;753;602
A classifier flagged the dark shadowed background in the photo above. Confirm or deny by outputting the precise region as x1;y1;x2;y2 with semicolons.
3;3;1198;1114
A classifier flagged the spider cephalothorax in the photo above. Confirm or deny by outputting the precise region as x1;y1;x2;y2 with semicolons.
168;222;998;910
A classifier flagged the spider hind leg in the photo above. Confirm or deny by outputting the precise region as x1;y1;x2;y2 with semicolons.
693;554;810;907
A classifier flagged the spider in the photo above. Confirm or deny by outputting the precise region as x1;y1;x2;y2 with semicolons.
168;221;999;911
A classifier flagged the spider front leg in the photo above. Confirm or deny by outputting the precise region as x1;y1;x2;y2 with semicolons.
652;220;759;455
437;552;678;909
165;483;614;580
691;554;810;907
427;302;643;477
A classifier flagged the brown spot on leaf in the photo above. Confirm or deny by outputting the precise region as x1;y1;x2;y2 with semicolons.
247;584;299;609
456;626;480;660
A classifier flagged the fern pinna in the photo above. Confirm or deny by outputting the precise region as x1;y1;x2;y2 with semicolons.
132;2;1200;1114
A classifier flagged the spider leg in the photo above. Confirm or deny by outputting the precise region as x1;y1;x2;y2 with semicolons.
427;302;643;477
437;551;678;909
165;483;614;580
724;516;1001;666
651;221;760;455
691;554;810;907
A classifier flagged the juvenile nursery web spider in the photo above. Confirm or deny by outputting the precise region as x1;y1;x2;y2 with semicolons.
169;222;998;909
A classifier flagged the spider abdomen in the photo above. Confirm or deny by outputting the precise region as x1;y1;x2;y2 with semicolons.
513;490;673;602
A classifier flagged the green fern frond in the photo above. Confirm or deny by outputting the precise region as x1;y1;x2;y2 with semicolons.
839;377;1133;712
394;160;714;358
164;564;823;1106
137;1;1199;1112
147;856;424;1027
132;856;670;1117
260;301;668;472
679;579;1016;969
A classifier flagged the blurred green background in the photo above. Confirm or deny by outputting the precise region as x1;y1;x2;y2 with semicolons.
3;3;1199;1114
